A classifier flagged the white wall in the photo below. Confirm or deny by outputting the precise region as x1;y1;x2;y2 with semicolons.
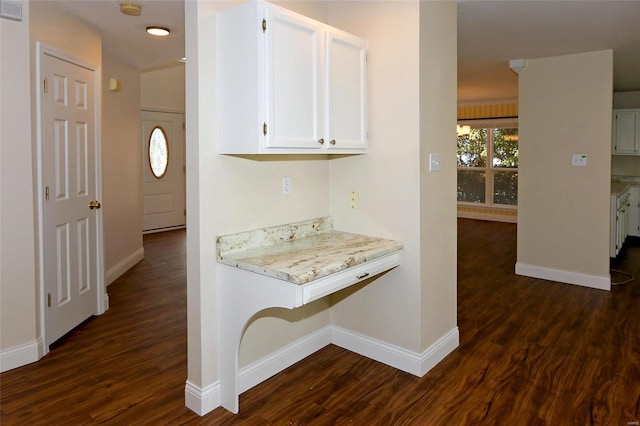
517;50;613;289
102;52;144;282
417;1;458;349
327;0;457;354
141;64;185;112
327;2;422;351
0;2;38;369
612;91;640;177
29;1;102;66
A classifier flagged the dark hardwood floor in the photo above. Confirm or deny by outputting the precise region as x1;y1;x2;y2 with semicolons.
1;220;638;425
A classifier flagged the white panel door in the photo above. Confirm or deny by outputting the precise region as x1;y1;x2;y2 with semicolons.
265;7;324;149
43;53;100;344
141;111;185;233
326;31;368;151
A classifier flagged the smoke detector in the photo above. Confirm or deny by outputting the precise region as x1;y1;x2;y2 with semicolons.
120;2;141;16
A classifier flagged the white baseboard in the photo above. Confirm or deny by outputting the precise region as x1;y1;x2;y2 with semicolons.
185;380;220;417
0;336;45;373
417;328;460;376
185;325;458;416
105;247;144;286
185;326;332;416
331;325;459;377
516;262;611;291
239;326;331;393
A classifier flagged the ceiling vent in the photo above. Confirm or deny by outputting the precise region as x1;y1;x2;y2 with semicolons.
120;2;141;16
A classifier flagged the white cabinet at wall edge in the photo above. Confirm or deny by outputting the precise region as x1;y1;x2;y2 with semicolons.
612;109;640;155
628;186;640;237
610;188;630;258
217;1;368;155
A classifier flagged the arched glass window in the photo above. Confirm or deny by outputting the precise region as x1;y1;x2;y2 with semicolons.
148;126;169;178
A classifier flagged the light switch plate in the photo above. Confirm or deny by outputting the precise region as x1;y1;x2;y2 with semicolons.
571;154;587;167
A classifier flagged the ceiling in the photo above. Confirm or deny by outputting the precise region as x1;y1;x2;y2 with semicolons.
54;0;185;72
457;0;640;103
52;0;640;101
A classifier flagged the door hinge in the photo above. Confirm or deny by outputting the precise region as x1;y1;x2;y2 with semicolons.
47;293;51;307
45;186;50;201
263;122;267;136
184;209;186;216
43;78;48;93
183;122;185;130
262;19;267;33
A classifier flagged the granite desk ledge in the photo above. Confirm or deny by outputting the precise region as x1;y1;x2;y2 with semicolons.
216;217;403;414
216;217;404;285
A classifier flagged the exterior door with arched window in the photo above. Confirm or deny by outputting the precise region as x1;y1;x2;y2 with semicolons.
141;110;185;233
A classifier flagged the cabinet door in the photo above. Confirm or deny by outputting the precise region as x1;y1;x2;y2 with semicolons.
613;110;640;155
628;187;640;237
326;31;368;151
265;8;324;150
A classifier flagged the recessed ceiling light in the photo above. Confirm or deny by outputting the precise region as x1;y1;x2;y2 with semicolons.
146;26;170;37
120;2;141;16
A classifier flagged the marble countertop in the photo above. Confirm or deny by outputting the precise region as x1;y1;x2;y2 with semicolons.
217;217;403;285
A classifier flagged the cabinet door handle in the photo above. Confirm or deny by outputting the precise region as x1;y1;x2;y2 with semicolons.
330;139;336;145
356;272;369;280
318;138;325;145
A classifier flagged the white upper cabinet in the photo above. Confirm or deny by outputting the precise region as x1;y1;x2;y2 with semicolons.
217;1;368;154
266;7;324;150
326;30;368;151
612;109;640;155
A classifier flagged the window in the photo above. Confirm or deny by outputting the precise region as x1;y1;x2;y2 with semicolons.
148;126;169;178
457;125;518;206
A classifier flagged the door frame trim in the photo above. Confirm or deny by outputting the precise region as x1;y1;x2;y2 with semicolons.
35;42;106;352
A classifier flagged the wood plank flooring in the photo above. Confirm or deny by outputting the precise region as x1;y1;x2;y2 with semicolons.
1;220;639;424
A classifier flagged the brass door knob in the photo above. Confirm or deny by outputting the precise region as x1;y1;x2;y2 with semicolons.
89;200;102;210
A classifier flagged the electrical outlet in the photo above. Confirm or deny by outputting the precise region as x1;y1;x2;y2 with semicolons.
282;177;292;195
429;153;440;172
349;191;359;209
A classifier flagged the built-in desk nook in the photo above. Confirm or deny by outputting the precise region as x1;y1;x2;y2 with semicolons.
217;217;403;413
